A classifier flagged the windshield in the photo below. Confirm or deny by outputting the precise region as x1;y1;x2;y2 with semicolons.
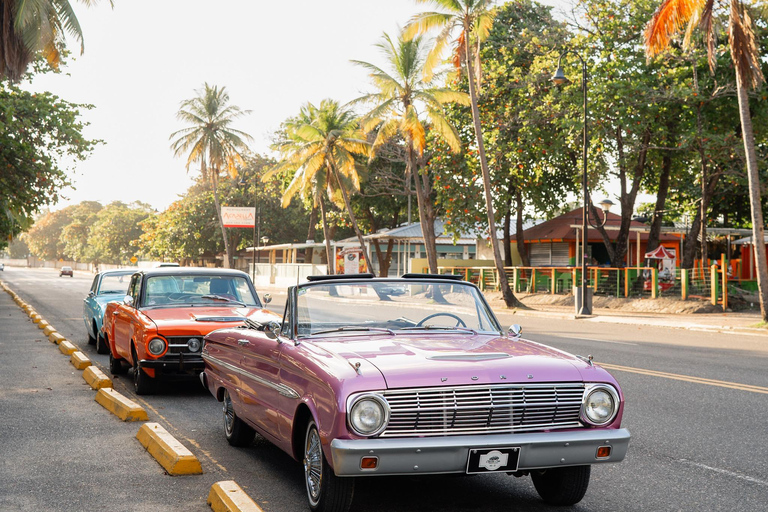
142;275;259;307
97;273;133;295
295;280;500;337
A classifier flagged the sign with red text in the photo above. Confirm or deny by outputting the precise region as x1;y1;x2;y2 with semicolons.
221;207;256;228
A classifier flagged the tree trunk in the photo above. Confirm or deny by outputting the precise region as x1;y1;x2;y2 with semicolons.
515;188;530;267
735;72;768;321
463;19;521;308
306;206;318;263
682;209;702;269
318;195;334;274
645;123;676;252
328;161;371;273
503;186;512;267
409;145;438;273
211;173;232;268
372;239;394;277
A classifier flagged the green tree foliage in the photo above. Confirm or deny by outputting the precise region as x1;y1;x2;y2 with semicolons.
87;201;154;265
0;81;98;250
24;206;75;260
0;0;113;82
138;154;309;264
60;200;102;262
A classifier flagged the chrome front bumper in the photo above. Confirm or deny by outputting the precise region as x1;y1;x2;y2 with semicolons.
330;428;630;477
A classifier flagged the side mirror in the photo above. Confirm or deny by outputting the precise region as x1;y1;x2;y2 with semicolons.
263;320;280;340
88;291;95;297
263;293;272;304
123;295;134;307
508;324;522;338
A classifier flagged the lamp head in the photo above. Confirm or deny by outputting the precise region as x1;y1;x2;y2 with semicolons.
552;66;569;85
598;199;615;212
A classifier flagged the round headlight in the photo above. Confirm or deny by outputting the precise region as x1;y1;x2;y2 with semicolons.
349;395;389;437
582;385;619;425
148;338;167;356
187;338;202;352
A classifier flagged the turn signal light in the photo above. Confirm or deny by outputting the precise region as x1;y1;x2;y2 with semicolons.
360;456;378;470
596;446;611;459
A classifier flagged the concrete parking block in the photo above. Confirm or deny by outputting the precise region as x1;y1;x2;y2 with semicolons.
59;339;77;355
36;320;49;330
31;314;42;324
83;366;113;390
49;332;65;344
95;388;148;422
136;422;202;476
70;351;91;370
207;480;263;512
42;324;56;337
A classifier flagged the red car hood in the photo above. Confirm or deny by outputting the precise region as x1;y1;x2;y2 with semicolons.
144;306;259;336
311;333;592;389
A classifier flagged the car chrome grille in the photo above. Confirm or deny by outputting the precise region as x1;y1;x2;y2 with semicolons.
164;336;203;356
379;383;584;437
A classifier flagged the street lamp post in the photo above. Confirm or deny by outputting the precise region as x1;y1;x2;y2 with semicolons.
553;50;613;316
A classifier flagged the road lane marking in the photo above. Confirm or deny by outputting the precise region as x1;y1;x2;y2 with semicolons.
576;337;637;346
599;363;768;394
679;459;768;487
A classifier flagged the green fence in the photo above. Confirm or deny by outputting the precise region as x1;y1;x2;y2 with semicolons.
436;264;742;310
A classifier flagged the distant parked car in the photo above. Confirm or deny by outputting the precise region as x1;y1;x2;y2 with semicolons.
0;262;4;271
202;274;630;512
155;262;180;267
83;269;137;354
102;267;271;394
59;266;73;277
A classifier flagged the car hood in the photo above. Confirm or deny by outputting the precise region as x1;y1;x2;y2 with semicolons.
310;333;599;389
144;306;257;335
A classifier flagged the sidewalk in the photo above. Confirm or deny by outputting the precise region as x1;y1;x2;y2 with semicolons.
507;303;766;336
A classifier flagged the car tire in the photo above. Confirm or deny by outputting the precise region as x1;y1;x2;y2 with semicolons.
304;420;354;512
132;348;154;395
223;389;255;447
87;326;96;346
95;331;109;354
531;465;591;506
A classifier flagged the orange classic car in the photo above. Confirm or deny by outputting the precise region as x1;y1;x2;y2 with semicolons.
102;267;273;394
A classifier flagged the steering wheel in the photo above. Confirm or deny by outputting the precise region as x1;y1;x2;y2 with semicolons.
416;312;466;327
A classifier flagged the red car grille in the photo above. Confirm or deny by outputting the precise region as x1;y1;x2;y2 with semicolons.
380;383;584;437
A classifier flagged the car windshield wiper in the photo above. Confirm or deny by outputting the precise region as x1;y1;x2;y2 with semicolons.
401;325;477;334
310;326;395;336
201;294;246;306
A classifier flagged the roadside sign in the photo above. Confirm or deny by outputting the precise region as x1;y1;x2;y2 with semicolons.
130;257;138;264
222;207;256;228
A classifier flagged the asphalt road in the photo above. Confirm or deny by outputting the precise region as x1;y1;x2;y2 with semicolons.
1;266;767;512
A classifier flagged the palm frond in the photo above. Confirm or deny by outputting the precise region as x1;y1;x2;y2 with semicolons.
645;0;703;58
729;0;764;89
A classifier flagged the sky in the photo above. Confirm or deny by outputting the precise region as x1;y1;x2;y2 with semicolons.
28;0;572;213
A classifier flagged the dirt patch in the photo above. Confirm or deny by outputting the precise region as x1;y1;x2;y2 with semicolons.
483;290;724;314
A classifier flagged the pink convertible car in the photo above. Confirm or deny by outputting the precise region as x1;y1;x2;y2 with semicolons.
201;274;630;512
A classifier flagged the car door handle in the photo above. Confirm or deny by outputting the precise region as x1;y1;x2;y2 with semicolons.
237;339;251;346
112;311;119;315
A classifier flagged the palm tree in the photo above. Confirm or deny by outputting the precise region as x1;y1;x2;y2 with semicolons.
405;0;522;308
0;0;112;81
351;30;469;274
266;99;371;273
169;83;252;268
645;0;768;322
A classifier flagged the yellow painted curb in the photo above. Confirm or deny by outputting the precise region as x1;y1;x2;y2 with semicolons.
70;351;91;370
136;423;202;476
95;388;148;422
49;332;65;345
42;325;56;337
37;321;49;330
31;314;42;324
207;481;263;512
83;366;113;390
59;340;77;355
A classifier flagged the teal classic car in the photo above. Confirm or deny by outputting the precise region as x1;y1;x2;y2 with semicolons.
83;269;136;353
